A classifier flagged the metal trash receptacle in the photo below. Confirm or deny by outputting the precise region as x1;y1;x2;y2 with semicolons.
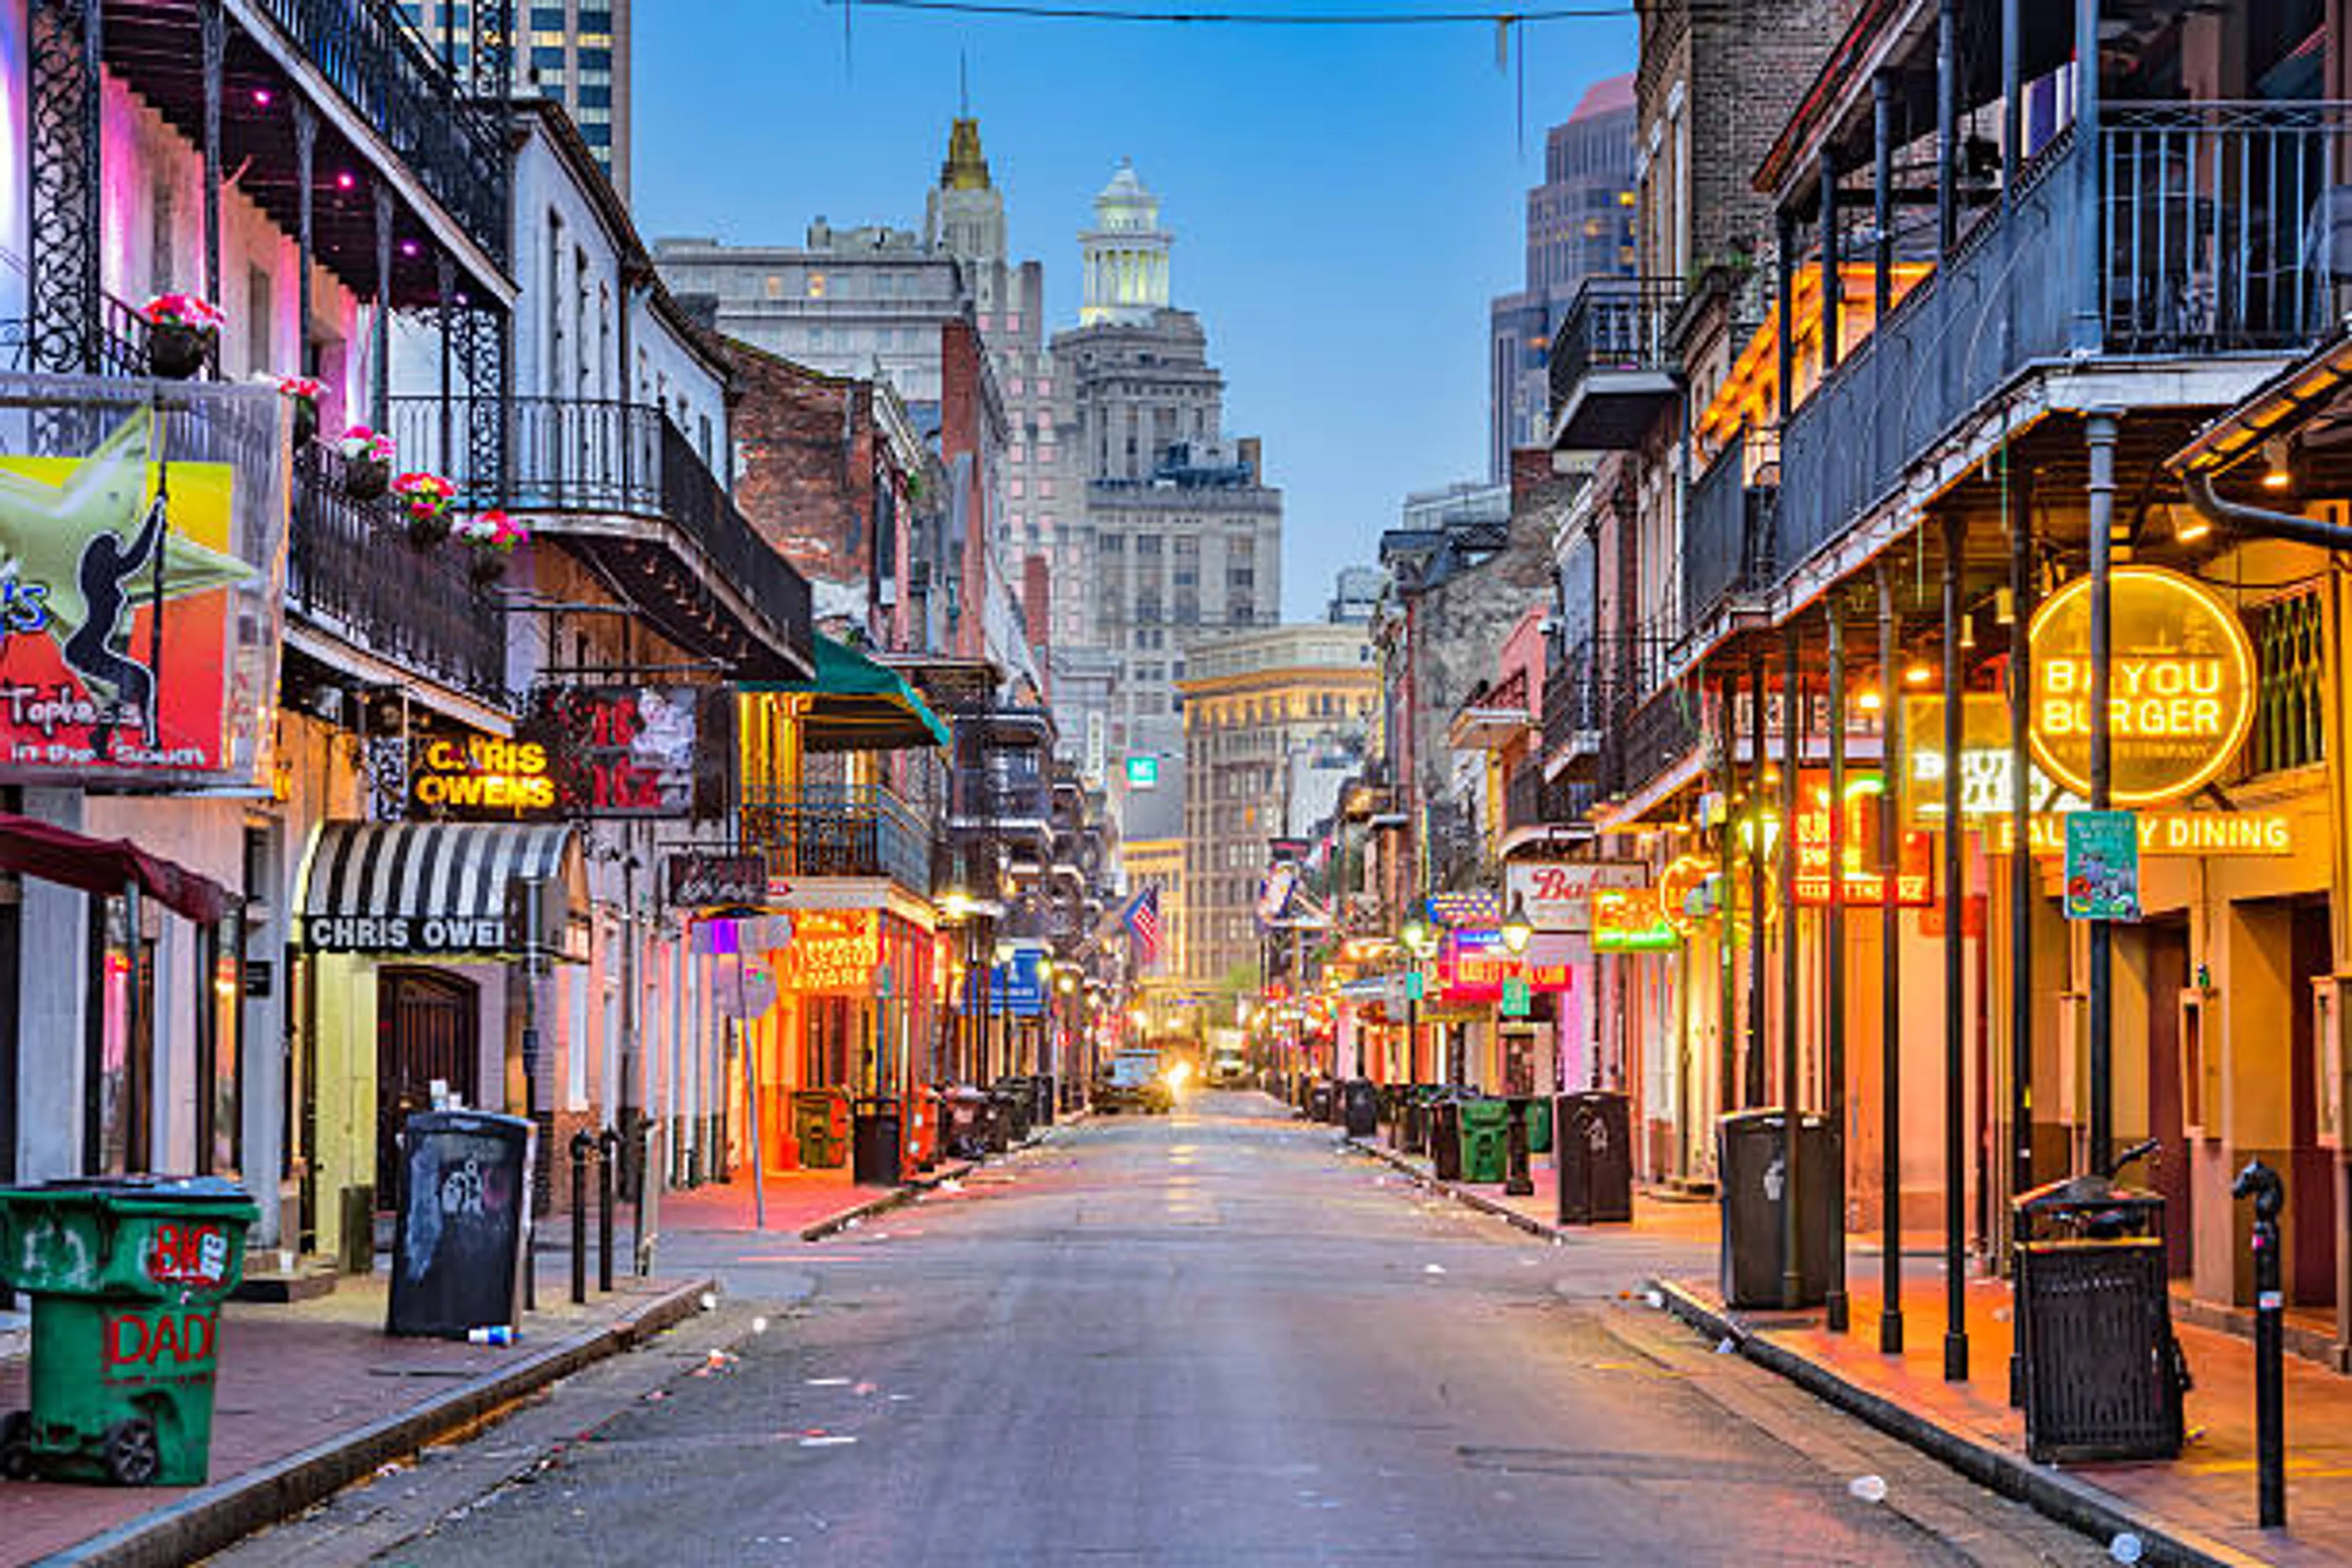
1716;1108;1838;1308
1458;1098;1510;1183
2013;1177;2182;1463
1556;1091;1634;1224
852;1098;903;1186
1342;1079;1379;1139
790;1089;851;1169
1429;1096;1466;1182
388;1110;535;1340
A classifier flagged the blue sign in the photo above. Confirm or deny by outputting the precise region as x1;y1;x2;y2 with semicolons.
962;949;1046;1017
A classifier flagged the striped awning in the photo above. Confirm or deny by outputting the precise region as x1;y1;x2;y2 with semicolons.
296;821;587;958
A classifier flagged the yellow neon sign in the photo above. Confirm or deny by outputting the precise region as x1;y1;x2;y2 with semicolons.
411;736;556;813
2026;566;2255;807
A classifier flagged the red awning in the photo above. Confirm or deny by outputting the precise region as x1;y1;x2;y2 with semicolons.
0;810;228;923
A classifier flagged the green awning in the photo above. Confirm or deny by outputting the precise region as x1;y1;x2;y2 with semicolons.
745;633;951;753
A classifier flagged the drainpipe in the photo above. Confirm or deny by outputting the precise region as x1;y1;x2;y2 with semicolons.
2180;469;2352;551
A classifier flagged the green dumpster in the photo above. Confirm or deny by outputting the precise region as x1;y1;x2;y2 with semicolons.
1526;1096;1553;1156
1459;1098;1511;1184
791;1088;850;1169
0;1176;257;1486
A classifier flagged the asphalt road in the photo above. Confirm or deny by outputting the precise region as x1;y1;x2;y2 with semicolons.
239;1090;2106;1566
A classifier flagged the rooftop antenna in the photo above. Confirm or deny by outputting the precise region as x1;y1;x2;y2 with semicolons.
959;50;969;115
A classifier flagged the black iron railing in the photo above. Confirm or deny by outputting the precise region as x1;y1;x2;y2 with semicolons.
1610;682;1703;801
739;786;930;895
286;443;507;703
1779;102;2352;590
1684;435;1777;635
658;418;811;657
1541;642;1610;761
249;0;508;263
952;766;1049;826
1548;276;1683;410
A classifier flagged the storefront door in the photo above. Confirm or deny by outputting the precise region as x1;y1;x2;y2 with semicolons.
376;969;480;1200
2290;900;2338;1310
2144;919;2193;1278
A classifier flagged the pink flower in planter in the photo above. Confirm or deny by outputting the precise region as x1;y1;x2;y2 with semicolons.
277;376;324;402
140;293;227;331
337;424;395;464
392;471;455;520
455;508;529;554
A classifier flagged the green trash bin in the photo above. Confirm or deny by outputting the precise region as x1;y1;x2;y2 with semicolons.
1459;1098;1511;1184
791;1089;850;1169
0;1175;257;1486
1526;1096;1553;1156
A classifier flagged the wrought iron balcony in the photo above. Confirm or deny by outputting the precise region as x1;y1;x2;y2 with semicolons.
1778;101;2352;593
1548;277;1683;451
739;785;931;896
388;395;813;681
1683;434;1778;637
286;444;507;704
951;764;1050;833
1606;682;1703;803
1541;639;1616;776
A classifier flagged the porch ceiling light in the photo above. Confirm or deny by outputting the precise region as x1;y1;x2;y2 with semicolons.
1855;687;1883;713
1501;896;1534;954
1901;660;1935;688
2262;436;2293;491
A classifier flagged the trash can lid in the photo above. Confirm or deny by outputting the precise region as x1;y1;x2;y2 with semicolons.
2;1174;258;1215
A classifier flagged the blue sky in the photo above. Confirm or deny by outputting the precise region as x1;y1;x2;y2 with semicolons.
634;2;1635;620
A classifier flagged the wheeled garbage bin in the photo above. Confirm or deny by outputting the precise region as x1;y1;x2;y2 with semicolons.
1716;1108;1838;1308
1342;1079;1379;1139
0;1176;258;1485
2012;1177;2184;1464
1429;1096;1466;1182
1556;1091;1634;1224
1458;1098;1510;1183
387;1110;533;1340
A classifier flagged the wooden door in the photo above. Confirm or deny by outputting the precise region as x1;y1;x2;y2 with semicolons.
376;969;480;1201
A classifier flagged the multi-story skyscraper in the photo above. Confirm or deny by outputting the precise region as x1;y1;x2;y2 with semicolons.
1487;75;1635;478
1052;163;1282;783
403;1;632;197
924;120;1069;641
1177;625;1376;989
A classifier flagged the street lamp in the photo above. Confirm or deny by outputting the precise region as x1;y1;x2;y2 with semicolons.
1398;916;1438;1088
1501;895;1534;955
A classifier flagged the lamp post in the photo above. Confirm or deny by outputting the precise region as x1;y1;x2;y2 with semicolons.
1500;894;1536;1195
1400;916;1437;1087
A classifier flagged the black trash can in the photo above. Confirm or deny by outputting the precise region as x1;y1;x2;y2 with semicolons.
2012;1177;2183;1463
851;1097;902;1187
1308;1080;1335;1123
1033;1075;1057;1127
1429;1096;1464;1182
1401;1090;1428;1155
943;1087;989;1161
387;1110;535;1340
1555;1090;1634;1224
989;1085;1025;1148
1716;1108;1839;1310
1342;1079;1379;1139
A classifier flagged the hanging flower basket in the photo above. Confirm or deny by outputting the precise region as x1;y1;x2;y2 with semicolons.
393;472;457;549
140;293;224;380
278;377;323;446
454;508;527;589
337;425;394;499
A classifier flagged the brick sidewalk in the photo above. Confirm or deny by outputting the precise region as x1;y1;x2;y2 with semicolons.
1349;1126;2352;1566
0;1272;705;1568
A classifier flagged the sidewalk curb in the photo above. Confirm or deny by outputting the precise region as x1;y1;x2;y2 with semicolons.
1343;1136;1560;1240
38;1277;715;1568
1647;1278;2267;1568
799;1161;976;1242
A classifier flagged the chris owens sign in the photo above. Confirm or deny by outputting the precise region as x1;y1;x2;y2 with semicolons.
411;736;556;816
2029;567;2255;807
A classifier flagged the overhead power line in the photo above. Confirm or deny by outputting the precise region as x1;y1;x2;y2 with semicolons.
824;0;1640;23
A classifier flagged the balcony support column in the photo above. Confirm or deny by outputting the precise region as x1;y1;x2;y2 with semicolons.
1746;650;1768;1109
2073;0;2103;349
1872;74;1895;322
372;182;394;428
1826;594;1849;1333
1717;671;1740;1130
2001;0;2022;215
1819;147;1841;375
2006;451;2037;1406
1937;0;1959;257
2086;410;2119;1175
200;0;225;322
1878;561;1905;1355
294;101;317;380
1776;208;1798;421
437;251;455;481
1941;506;1969;1384
1779;620;1805;1311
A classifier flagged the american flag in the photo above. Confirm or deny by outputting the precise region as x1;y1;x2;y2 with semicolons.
1125;885;1163;971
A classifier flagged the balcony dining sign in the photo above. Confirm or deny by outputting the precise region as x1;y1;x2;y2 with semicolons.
0;382;287;786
